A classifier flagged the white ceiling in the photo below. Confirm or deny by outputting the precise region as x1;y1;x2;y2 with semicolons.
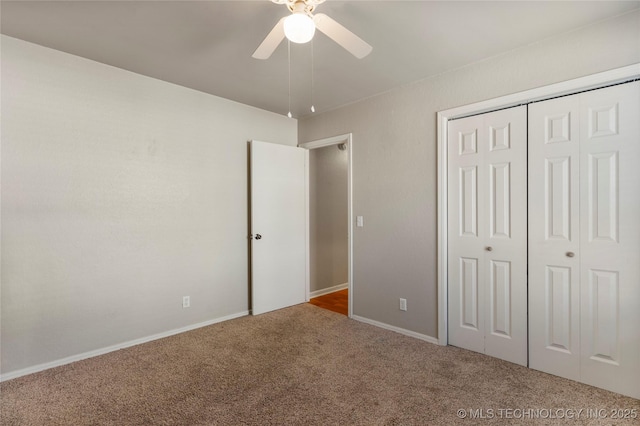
2;1;638;118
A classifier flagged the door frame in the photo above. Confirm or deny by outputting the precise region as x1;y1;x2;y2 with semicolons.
299;133;354;317
436;64;640;346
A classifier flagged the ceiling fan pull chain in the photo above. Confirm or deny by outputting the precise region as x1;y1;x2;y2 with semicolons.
287;39;292;118
310;38;315;113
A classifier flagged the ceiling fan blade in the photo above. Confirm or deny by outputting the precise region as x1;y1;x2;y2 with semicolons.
252;17;286;60
313;13;372;59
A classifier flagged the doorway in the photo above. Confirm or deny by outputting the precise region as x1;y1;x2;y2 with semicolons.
300;134;353;317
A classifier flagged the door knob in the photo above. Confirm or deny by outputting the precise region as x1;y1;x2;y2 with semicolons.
255;234;262;240
566;251;574;258
485;246;493;251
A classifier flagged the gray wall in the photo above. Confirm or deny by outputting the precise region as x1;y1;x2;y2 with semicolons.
309;145;348;293
1;36;297;375
298;10;640;339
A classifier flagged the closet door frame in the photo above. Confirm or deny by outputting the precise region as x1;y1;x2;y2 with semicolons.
436;63;640;346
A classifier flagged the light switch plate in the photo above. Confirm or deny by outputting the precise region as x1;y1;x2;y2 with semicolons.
399;298;407;311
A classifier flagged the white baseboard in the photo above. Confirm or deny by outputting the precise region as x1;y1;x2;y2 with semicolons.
351;315;439;345
0;310;249;382
309;282;348;299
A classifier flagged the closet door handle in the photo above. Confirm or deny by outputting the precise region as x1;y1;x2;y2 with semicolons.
566;251;575;258
485;246;493;252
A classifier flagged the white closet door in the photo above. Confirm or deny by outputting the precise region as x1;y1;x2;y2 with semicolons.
483;107;527;366
448;106;527;366
448;114;486;355
528;96;581;380
578;82;640;399
529;82;640;399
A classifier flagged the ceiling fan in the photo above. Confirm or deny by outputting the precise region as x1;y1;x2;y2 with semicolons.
252;0;372;60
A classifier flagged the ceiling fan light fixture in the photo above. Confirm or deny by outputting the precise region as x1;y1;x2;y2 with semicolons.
284;13;315;44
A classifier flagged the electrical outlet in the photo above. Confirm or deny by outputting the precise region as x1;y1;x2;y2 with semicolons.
182;296;190;308
399;298;407;311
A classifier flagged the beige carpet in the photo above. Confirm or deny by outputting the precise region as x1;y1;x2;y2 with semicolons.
1;304;638;425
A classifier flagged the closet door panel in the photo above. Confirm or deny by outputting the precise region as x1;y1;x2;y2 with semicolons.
448;107;527;366
579;82;640;399
530;81;639;398
483;106;527;366
529;96;581;380
448;115;486;354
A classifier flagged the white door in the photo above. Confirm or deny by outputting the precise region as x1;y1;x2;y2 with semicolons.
448;106;528;366
529;82;640;399
251;141;307;315
528;94;581;380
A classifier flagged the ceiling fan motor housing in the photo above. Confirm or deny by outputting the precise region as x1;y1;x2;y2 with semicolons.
272;0;325;16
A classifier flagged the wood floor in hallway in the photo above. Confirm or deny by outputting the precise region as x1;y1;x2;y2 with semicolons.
309;289;348;316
